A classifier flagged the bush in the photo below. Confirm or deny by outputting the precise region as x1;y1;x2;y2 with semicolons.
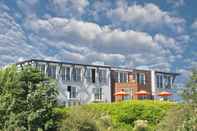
59;107;113;131
157;105;197;131
157;69;197;131
133;120;150;131
57;100;177;130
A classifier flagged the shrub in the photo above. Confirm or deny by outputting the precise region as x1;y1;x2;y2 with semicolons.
157;69;197;131
57;100;177;131
133;120;149;131
59;107;113;131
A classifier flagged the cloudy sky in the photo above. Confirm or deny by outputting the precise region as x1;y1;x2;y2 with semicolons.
0;0;196;83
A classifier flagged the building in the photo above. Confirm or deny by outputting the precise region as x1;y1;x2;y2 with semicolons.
16;59;180;105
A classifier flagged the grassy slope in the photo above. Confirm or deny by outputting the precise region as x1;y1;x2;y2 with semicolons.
55;100;178;130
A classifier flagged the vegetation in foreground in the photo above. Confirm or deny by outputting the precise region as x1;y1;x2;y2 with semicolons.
0;66;59;130
56;100;177;131
0;66;196;131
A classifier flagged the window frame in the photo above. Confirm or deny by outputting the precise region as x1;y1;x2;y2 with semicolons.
94;88;103;101
47;64;57;79
137;73;146;85
98;68;107;84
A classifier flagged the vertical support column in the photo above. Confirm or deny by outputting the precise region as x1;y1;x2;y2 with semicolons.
151;70;156;100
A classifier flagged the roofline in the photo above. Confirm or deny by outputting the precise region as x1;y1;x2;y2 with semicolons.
16;59;111;68
133;69;180;76
15;59;180;75
155;71;180;76
111;67;133;72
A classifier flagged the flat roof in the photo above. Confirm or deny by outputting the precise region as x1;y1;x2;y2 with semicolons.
16;59;111;68
16;59;180;75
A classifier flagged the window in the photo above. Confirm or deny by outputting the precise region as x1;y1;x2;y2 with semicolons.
156;74;163;88
86;68;92;82
94;88;102;100
92;69;96;83
47;65;56;79
120;72;128;83
137;73;145;85
86;68;96;83
67;86;77;99
66;67;71;81
114;71;119;82
37;64;45;74
61;67;66;81
72;67;82;82
164;75;172;88
98;69;107;83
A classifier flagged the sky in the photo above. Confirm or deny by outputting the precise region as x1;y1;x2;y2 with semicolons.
0;0;196;85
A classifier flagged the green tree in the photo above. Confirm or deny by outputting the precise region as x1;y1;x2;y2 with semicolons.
157;68;197;131
182;69;197;105
0;66;58;131
181;68;197;131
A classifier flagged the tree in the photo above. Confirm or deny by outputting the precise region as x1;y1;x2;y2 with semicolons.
157;68;197;131
0;66;58;130
182;69;197;105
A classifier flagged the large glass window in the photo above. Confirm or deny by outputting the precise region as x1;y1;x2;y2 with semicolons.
156;74;163;88
120;72;128;83
67;86;77;99
114;71;119;82
47;65;56;79
86;68;92;82
94;88;102;100
72;67;82;82
98;69;107;83
66;67;71;81
61;67;66;81
137;73;145;85
86;68;96;83
164;75;172;88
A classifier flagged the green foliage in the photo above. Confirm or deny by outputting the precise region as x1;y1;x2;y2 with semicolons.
0;66;58;130
182;68;197;104
133;120;151;131
57;100;177;131
59;106;113;131
157;69;197;131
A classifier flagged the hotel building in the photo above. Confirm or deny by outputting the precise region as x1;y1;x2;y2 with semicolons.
16;59;180;105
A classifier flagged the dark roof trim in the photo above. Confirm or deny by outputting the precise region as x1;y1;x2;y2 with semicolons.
155;71;180;76
16;59;180;75
16;59;111;68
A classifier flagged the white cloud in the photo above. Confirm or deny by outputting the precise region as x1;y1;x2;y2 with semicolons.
107;2;185;34
16;0;38;18
20;17;184;70
0;11;37;66
0;1;187;72
48;0;89;18
154;34;182;54
191;19;197;30
167;0;185;7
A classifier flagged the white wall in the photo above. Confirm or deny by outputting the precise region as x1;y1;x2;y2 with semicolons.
35;61;111;105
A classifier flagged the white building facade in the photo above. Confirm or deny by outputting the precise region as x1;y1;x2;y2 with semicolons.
16;59;180;104
17;59;111;106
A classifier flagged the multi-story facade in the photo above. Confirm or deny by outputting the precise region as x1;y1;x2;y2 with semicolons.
16;59;180;105
17;59;111;106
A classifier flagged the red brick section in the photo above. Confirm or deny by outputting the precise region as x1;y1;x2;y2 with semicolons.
133;69;152;99
111;71;138;102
